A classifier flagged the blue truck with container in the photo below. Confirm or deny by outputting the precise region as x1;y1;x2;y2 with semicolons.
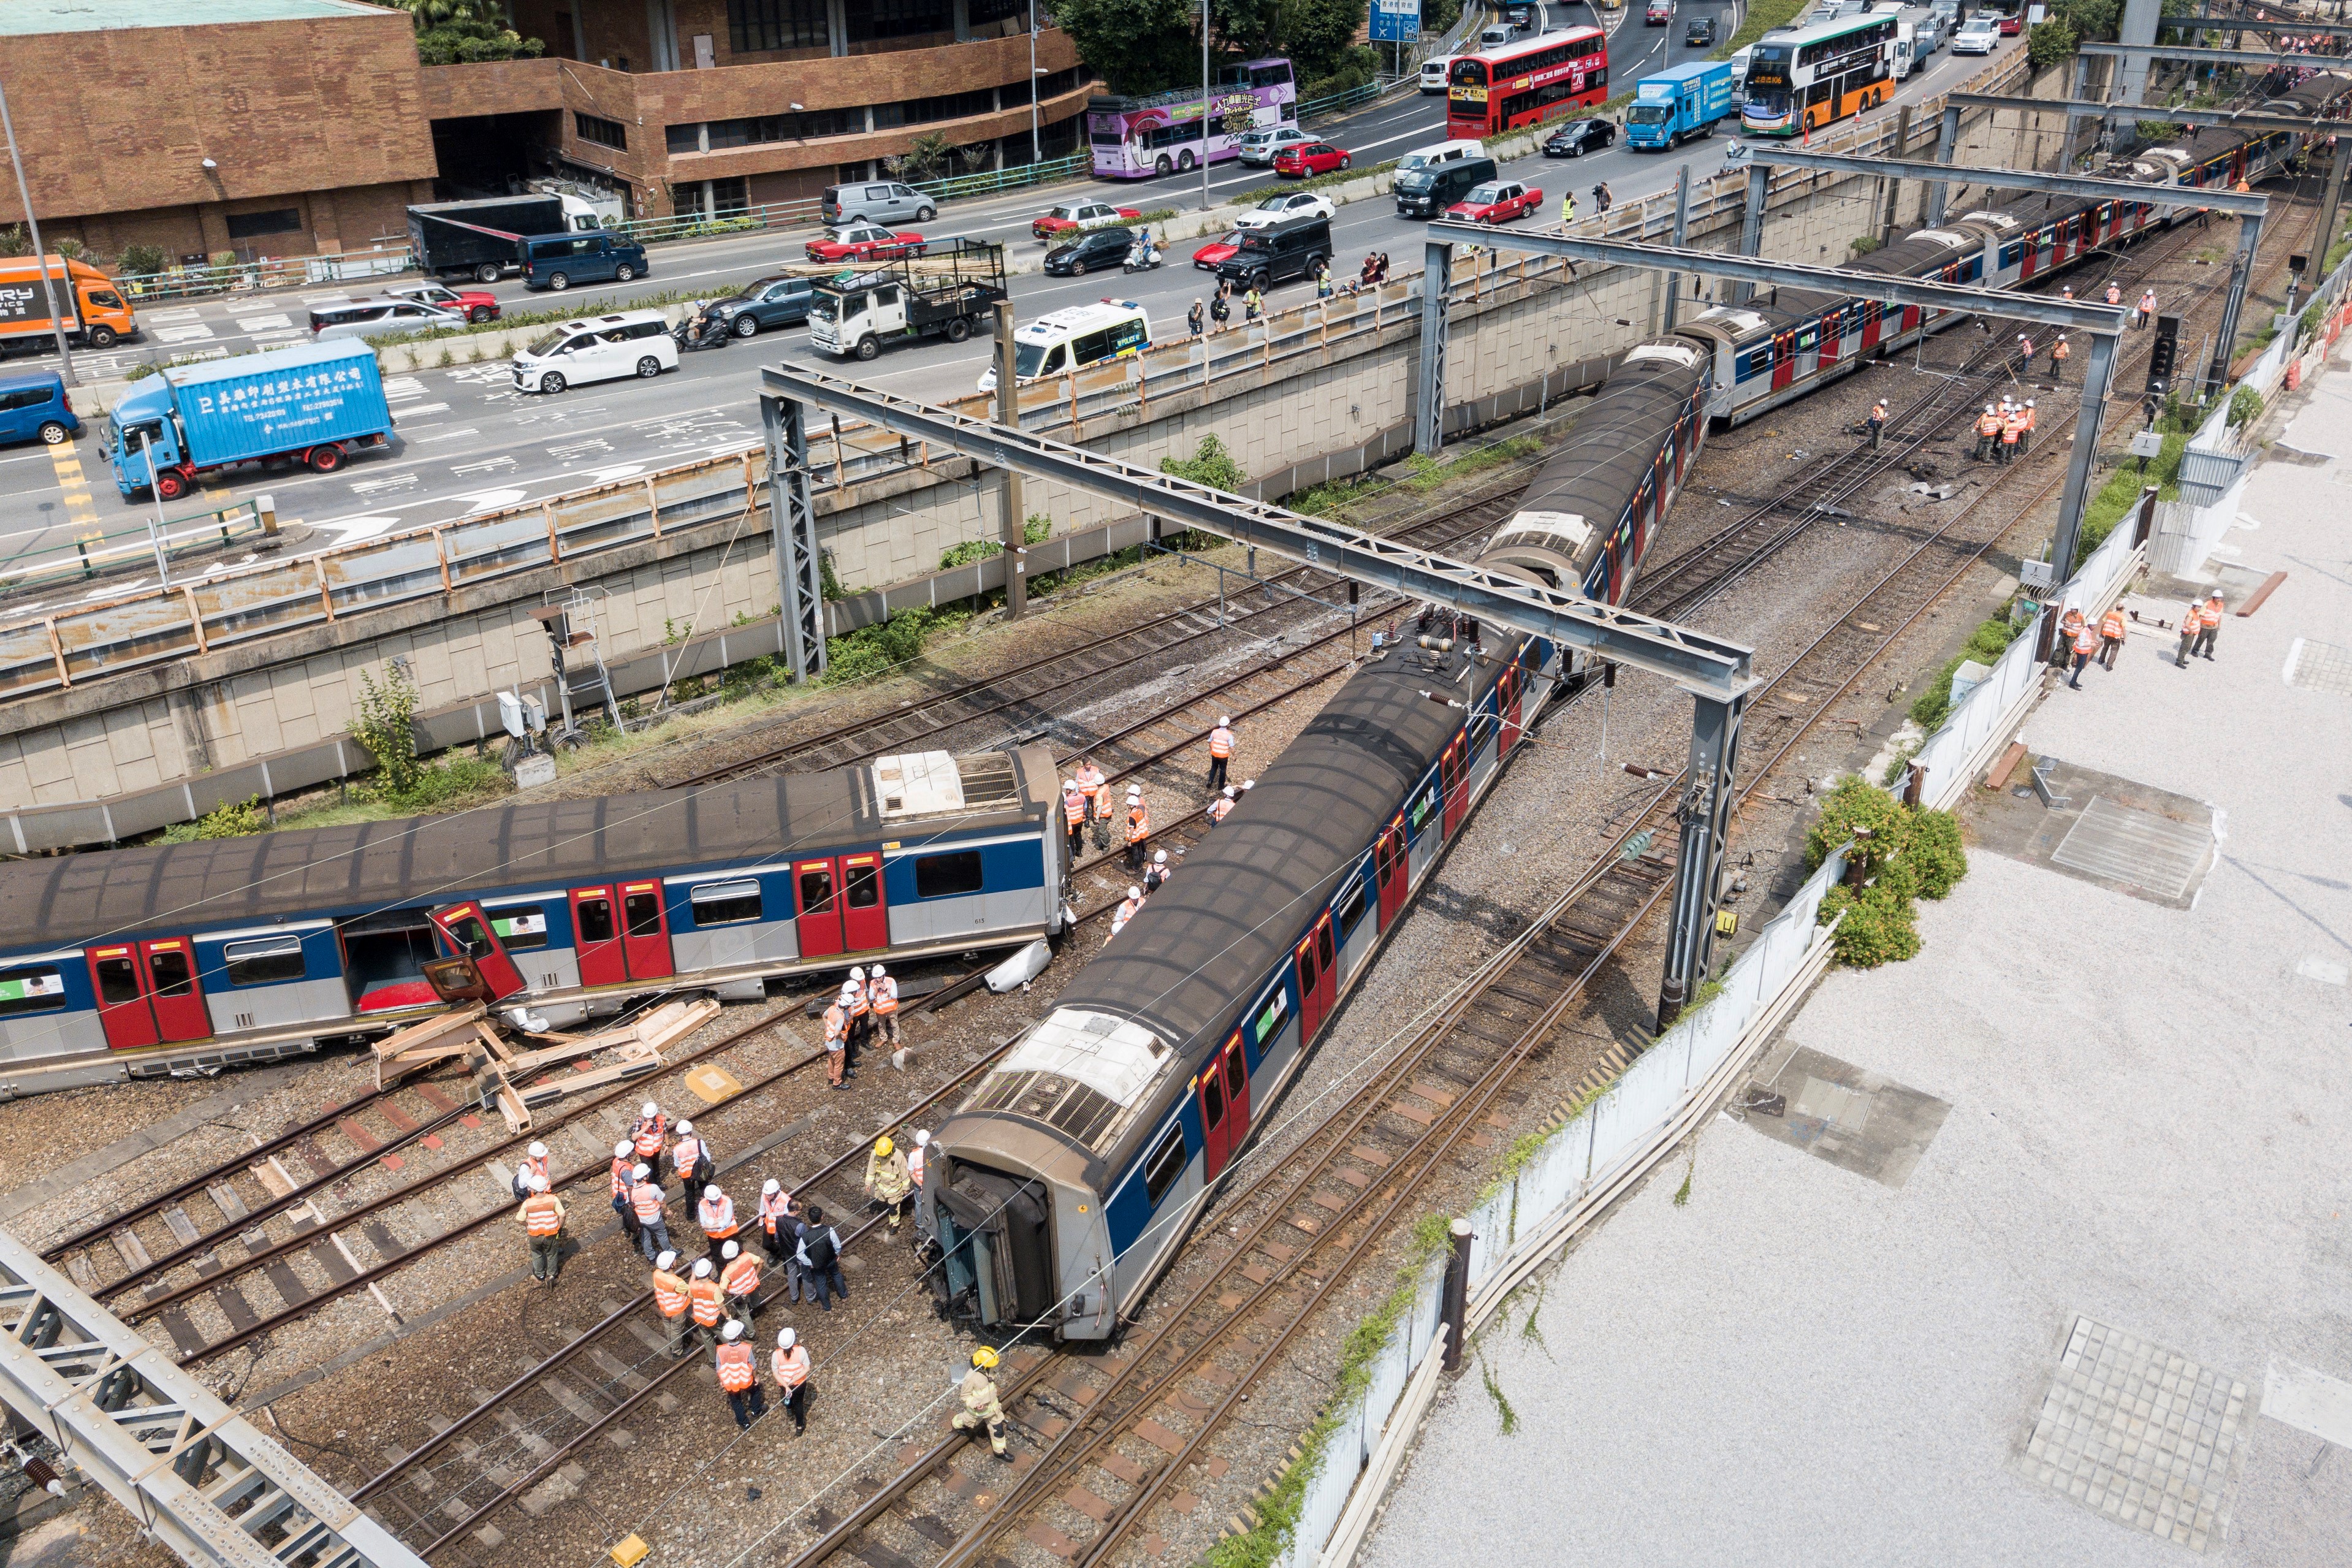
1625;60;1737;150
107;340;395;502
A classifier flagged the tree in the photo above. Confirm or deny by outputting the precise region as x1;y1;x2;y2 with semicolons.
364;0;544;62
1046;0;1369;96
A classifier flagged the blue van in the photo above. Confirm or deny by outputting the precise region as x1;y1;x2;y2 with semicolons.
0;370;80;447
522;230;650;292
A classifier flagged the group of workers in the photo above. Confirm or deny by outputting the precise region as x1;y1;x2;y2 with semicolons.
1057;721;1257;885
2049;588;2226;687
1973;394;2038;463
819;964;899;1088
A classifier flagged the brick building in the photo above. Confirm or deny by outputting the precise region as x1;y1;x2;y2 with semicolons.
0;0;1094;266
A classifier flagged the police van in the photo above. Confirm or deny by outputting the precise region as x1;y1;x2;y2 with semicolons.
977;300;1151;394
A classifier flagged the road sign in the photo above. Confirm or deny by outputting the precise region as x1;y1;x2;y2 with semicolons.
1371;0;1421;42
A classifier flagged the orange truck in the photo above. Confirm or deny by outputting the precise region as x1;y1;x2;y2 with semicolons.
0;256;137;353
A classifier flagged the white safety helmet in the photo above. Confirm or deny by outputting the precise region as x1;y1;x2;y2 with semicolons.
914;1130;931;1147
1154;850;1167;864
615;1141;633;1159
676;1119;693;1135
1984;403;1995;414
528;1141;547;1159
2026;399;2035;409
1223;786;1236;799
850;965;866;981
655;1249;677;1269
1241;779;1255;790
777;1328;797;1350
704;1184;723;1201
763;1178;782;1196
692;1258;713;1277
631;1163;651;1181
1128;886;1143;900
722;1239;740;1260
1064;778;1078;791
1219;715;1231;726
870;964;885;978
721;1319;744;1341
530;1175;549;1192
642;1102;660;1119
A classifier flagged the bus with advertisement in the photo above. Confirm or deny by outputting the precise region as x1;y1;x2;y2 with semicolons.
1087;58;1297;179
1445;27;1610;140
1738;11;1895;137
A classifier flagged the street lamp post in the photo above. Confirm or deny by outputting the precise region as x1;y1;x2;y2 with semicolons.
1201;0;1212;213
1029;0;1042;163
0;67;78;387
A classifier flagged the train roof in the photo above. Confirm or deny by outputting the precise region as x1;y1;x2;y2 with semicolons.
0;747;1051;954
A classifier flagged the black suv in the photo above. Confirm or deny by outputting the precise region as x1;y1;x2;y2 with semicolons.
1045;227;1135;276
1216;215;1333;289
706;275;815;337
1395;156;1500;217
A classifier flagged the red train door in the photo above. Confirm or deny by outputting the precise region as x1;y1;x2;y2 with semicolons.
1901;300;1921;332
2020;230;2039;281
1295;913;1337;1040
1440;736;1469;834
795;859;845;959
1817;312;1841;368
570;887;626;987
1860;300;1883;351
1374;815;1407;924
1198;1043;1233;1181
619;881;674;980
1499;667;1524;756
1769;330;1795;390
430;902;528;1001
839;853;889;951
86;939;212;1049
1218;1033;1250;1149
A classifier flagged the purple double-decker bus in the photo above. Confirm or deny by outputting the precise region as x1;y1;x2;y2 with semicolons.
1087;58;1296;179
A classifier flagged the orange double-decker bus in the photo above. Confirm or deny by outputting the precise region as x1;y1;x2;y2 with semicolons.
1445;26;1609;139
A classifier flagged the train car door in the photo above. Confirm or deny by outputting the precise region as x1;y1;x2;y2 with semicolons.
794;859;845;959
569;887;627;987
139;939;211;1041
1198;1041;1233;1181
87;946;159;1051
2019;229;2040;281
1816;310;1841;370
1374;815;1408;925
839;853;890;951
428;903;528;1002
1498;666;1524;755
1769;329;1796;391
1860;300;1884;352
86;939;213;1050
1217;1034;1251;1151
1294;914;1337;1040
618;881;674;980
1440;736;1469;834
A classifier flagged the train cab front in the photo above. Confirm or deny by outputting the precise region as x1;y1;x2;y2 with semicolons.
927;1008;1171;1342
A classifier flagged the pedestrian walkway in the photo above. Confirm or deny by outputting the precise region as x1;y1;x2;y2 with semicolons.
1362;357;2352;1564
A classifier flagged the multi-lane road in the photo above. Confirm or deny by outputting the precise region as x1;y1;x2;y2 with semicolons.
0;13;2023;605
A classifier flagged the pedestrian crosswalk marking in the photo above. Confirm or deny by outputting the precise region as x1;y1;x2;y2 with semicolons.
48;440;101;538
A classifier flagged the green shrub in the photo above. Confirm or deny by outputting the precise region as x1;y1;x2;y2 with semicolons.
1804;776;1908;875
1816;882;1922;967
1908;611;2028;729
823;606;940;685
1850;234;1881;257
383;756;511;812
1906;808;1968;899
350;664;422;798
117;243;166;277
2228;384;2264;428
159;795;267;843
1807;779;1967;967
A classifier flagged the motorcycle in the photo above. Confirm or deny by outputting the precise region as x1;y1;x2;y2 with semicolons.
671;302;733;352
1122;240;1164;274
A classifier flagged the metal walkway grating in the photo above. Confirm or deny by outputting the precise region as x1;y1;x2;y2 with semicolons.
2283;637;2352;698
2050;796;2211;900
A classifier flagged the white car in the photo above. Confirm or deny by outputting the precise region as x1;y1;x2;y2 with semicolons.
1952;15;1999;51
1234;191;1337;229
1237;126;1312;166
511;310;677;394
1420;56;1454;93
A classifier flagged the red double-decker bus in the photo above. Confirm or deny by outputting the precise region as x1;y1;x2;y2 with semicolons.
1446;26;1609;139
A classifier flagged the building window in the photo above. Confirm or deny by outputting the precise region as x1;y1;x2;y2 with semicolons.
969;0;1027;21
1035;66;1085;99
224;208;301;240
576;112;628;150
874;87;998;130
848;0;951;42
671;107;855;155
728;0;828;53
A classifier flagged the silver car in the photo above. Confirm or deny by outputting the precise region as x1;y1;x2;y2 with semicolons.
1236;126;1312;166
306;297;466;343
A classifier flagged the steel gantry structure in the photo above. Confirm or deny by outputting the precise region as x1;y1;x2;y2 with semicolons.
0;1228;426;1568
759;364;1757;1027
1749;137;2272;398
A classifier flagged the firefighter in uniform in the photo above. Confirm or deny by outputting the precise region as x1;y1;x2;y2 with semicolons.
773;1328;813;1434
864;1135;914;1231
955;1347;1013;1459
1206;717;1235;791
650;1249;693;1358
716;1320;766;1429
718;1238;761;1332
517;1176;565;1282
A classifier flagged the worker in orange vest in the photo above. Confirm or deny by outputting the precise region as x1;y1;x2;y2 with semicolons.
1073;758;1110;850
1062;777;1089;860
1998;405;2024;463
2053;599;2088;671
1208;785;1236;826
686;1258;726;1352
1124;785;1151;873
2190;590;2225;661
757;1178;797;1265
2066;615;2099;688
868;964;899;1049
512;1140;550;1198
1974;404;2001;461
1206;715;1236;791
1867;398;1887;449
698;1182;740;1267
2020;399;2037;454
517;1176;566;1284
843;967;871;1057
650;1249;693;1359
610;1140;640;1244
772;1328;813;1434
2050;334;2069;382
718;1238;761;1331
823;991;849;1089
631;1103;668;1163
668;1119;710;1188
715;1320;766;1430
630;1163;671;1263
2098;604;2127;669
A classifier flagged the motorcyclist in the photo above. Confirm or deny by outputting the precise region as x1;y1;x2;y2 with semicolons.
1127;230;1161;270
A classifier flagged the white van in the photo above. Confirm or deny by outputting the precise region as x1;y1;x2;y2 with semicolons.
511;309;678;394
1396;139;1488;174
1420;55;1455;93
977;300;1151;394
1479;21;1521;46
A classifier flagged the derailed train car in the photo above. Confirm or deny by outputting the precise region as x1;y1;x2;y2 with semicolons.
924;344;1710;1339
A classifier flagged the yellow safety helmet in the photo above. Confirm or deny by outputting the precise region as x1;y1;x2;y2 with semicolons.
875;1135;895;1158
972;1346;1000;1370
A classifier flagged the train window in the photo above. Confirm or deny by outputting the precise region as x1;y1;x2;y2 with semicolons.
487;907;549;950
577;898;616;943
148;946;196;997
1333;876;1368;939
223;935;306;987
1251;987;1288;1047
690;881;764;926
93;953;141;1005
444;914;495;960
1201;1067;1225;1129
0;965;66;1016
1143;1124;1187;1206
1408;782;1438;831
624;891;665;938
913;850;985;899
845;861;881;909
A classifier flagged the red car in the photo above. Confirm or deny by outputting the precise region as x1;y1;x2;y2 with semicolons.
386;281;500;323
1444;179;1542;225
1273;142;1352;178
1032;200;1143;240
805;223;927;263
1193;230;1244;271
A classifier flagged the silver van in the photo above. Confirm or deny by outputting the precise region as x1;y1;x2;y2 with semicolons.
821;180;938;227
306;297;466;343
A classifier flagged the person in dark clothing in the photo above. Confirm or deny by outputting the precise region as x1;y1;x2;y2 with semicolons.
796;1205;848;1311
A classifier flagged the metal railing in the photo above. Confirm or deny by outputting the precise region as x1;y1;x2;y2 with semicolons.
0;497;273;595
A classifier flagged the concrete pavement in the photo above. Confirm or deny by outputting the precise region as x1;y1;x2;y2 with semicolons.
1358;347;2352;1564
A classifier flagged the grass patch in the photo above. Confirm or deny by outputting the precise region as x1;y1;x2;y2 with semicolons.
1712;0;1811;59
1907;611;2027;731
1234;159;1399;207
155;755;513;842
